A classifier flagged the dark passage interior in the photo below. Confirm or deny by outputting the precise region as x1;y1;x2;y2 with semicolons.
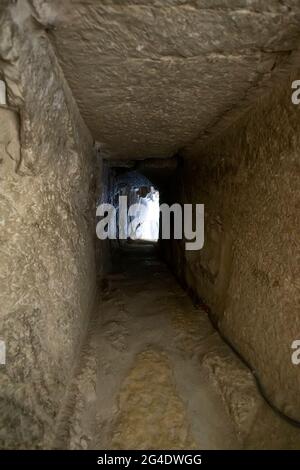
0;0;300;450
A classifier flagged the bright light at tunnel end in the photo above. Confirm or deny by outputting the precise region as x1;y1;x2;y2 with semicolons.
96;196;205;251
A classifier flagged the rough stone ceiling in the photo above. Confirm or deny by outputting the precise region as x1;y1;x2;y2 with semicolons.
38;0;300;159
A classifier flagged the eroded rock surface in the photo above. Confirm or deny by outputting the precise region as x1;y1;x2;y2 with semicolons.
167;68;300;421
0;5;96;448
39;0;300;159
56;245;300;450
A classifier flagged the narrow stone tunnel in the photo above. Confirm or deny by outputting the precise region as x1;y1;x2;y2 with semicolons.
0;0;300;451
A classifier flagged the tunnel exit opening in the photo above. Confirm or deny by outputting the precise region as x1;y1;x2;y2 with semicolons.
127;186;160;242
112;168;160;244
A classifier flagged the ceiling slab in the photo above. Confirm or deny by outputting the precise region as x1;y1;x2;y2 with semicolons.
33;0;300;158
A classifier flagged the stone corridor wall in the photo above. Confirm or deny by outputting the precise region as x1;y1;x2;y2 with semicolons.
0;5;96;448
175;70;300;421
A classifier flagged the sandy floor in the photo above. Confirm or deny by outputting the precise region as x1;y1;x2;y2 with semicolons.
54;244;300;450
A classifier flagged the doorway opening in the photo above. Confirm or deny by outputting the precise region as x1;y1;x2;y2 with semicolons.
113;169;160;243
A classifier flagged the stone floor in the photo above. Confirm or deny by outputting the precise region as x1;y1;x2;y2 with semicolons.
53;244;300;450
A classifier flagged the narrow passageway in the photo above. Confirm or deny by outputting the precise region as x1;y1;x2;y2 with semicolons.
1;1;300;452
56;244;300;450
